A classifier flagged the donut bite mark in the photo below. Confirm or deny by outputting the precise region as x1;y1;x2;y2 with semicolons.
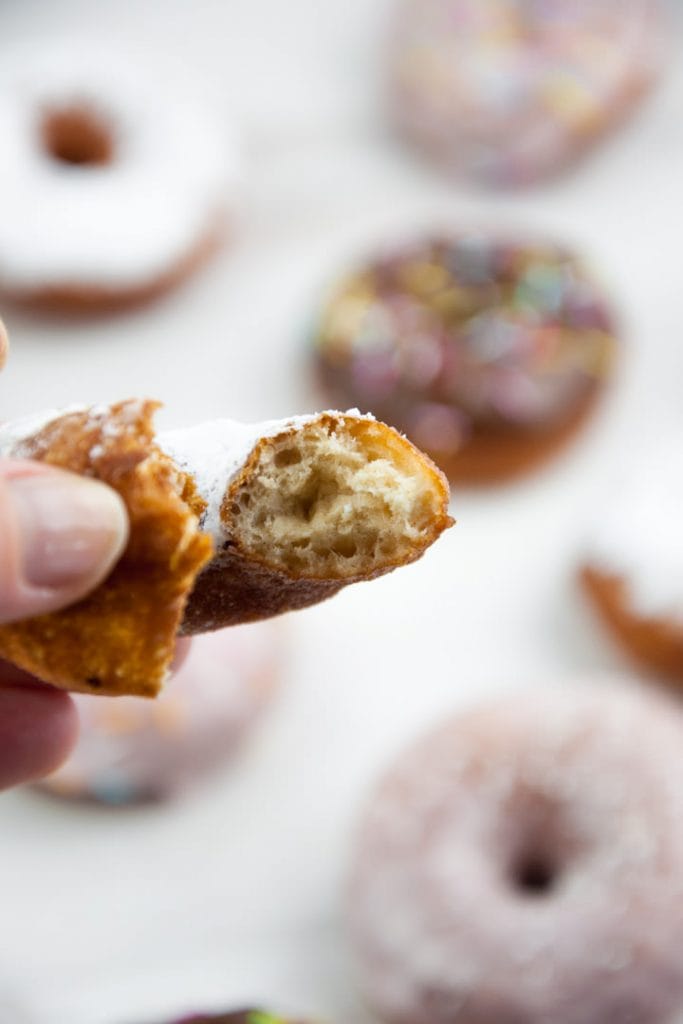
0;401;452;697
164;412;453;634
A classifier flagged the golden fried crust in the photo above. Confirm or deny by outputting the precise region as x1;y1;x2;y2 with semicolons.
181;417;453;632
180;549;344;634
581;566;683;685
0;401;213;697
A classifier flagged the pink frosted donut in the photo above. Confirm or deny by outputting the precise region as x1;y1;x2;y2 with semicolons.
349;684;683;1024
389;0;666;187
40;625;281;805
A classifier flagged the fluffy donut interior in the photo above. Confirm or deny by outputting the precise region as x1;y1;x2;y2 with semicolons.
228;417;449;578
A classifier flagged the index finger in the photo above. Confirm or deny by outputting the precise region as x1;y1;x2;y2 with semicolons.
0;318;8;371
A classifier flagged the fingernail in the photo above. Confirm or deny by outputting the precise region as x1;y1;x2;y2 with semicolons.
9;471;128;591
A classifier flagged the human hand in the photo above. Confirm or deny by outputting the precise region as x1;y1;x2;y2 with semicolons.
0;441;129;790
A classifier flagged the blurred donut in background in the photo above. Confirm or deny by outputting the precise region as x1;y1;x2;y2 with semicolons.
389;0;666;187
313;232;616;484
349;682;683;1024
162;1011;310;1024
580;440;683;685
39;625;282;806
0;40;239;312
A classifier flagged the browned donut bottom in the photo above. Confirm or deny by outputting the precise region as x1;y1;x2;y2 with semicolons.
581;566;683;685
0;225;224;315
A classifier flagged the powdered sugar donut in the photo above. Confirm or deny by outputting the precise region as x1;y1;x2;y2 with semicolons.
313;233;616;483
349;683;683;1024
0;40;238;311
40;625;280;805
581;440;683;684
389;0;665;187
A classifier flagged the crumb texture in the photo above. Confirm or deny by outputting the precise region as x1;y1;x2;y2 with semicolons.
228;414;451;580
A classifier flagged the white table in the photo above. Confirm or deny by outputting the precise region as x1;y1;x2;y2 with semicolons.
0;2;681;1021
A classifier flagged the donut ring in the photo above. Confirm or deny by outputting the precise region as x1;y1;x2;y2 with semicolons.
0;41;237;311
39;626;281;805
349;683;683;1024
389;0;666;187
580;441;683;684
0;400;452;696
313;233;616;483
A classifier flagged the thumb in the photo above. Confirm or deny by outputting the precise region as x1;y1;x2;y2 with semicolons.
0;460;129;624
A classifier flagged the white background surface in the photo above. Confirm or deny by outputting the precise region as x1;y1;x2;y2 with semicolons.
0;1;682;1022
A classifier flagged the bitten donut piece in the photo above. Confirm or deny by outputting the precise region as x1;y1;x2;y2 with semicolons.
580;440;683;684
0;400;212;697
0;402;451;694
161;412;453;633
349;684;683;1024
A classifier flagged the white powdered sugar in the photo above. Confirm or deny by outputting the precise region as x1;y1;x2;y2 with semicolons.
0;40;240;289
349;683;683;1024
0;405;86;454
158;409;366;542
583;438;683;622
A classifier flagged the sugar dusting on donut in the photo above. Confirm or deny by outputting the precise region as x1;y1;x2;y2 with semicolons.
583;440;683;624
349;683;683;1024
157;410;369;542
0;39;239;291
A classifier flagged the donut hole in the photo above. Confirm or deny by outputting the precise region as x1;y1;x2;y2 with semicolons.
41;105;114;166
510;852;558;896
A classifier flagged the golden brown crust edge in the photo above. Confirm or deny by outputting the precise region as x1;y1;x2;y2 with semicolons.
0;401;213;697
581;565;683;685
181;415;453;633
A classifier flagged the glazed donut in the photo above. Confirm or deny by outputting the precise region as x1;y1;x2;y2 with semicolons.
39;625;280;805
0;399;452;696
0;41;237;311
389;0;665;187
349;683;683;1024
580;441;683;684
313;233;616;483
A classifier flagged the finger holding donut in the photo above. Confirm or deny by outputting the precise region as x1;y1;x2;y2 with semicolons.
0;325;127;789
0;398;452;697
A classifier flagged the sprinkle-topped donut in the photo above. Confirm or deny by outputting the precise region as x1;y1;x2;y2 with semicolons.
389;0;665;187
581;440;683;684
313;233;616;483
0;41;239;311
349;683;683;1024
